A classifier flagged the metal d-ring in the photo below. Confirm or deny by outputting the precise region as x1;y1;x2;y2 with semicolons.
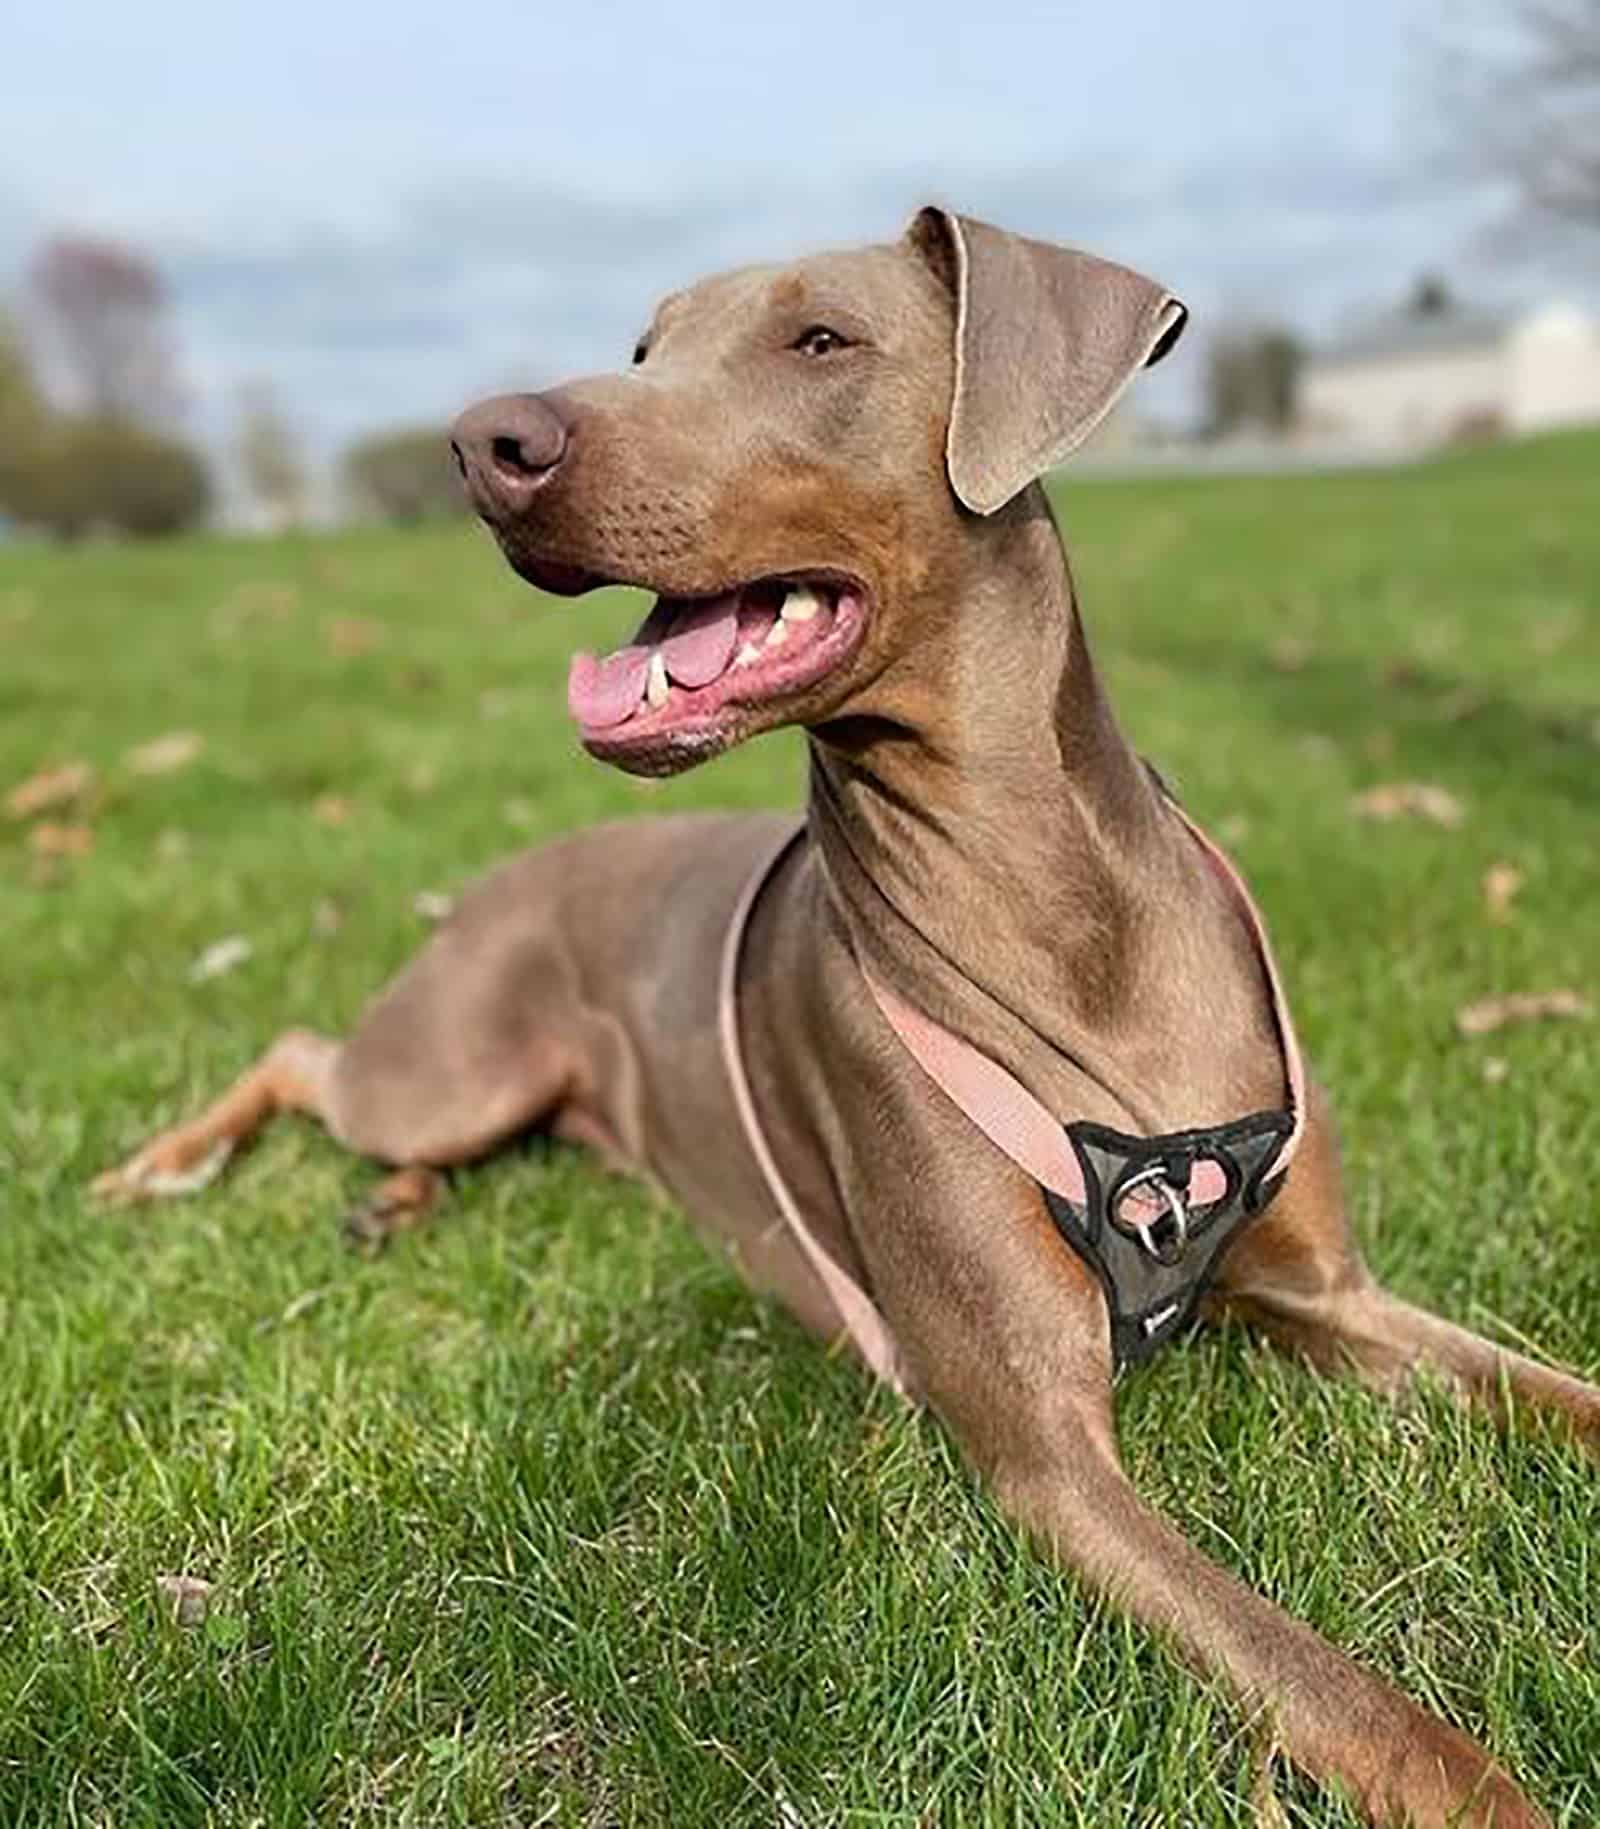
1113;1163;1190;1266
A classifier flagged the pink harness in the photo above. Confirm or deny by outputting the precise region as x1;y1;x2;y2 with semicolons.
717;806;1305;1391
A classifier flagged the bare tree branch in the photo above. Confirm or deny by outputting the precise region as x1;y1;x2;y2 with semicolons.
1441;0;1600;235
28;236;184;425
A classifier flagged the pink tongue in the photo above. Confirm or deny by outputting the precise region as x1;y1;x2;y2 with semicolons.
566;592;744;729
661;594;739;687
567;645;650;728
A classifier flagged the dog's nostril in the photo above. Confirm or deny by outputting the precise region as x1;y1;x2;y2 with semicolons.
452;394;567;495
492;434;542;478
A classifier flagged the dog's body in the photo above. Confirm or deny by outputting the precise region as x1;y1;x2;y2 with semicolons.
99;211;1599;1826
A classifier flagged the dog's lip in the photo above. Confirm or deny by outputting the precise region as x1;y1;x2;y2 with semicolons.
511;553;863;608
571;571;870;753
506;554;609;597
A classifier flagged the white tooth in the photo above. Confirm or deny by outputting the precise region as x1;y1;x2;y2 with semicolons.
735;642;762;668
764;618;790;647
781;587;821;623
646;650;669;708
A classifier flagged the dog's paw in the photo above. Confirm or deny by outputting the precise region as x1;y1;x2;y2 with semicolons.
91;1137;233;1204
342;1167;444;1254
341;1193;396;1254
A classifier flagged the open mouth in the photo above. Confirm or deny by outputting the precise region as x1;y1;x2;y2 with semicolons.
565;576;867;753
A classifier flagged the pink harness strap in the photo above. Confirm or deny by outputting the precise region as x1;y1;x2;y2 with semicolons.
717;801;1304;1390
718;825;910;1394
861;802;1306;1200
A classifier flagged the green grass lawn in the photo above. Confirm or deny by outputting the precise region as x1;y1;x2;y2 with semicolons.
2;432;1597;1826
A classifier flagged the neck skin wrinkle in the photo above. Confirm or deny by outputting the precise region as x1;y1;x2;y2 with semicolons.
806;489;1285;1135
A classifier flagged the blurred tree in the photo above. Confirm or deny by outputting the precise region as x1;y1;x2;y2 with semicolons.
28;236;183;425
1443;0;1600;237
0;310;50;520
236;383;309;528
2;414;210;541
344;425;468;524
0;311;44;428
69;418;212;536
1203;326;1305;439
5;237;211;538
1;427;82;540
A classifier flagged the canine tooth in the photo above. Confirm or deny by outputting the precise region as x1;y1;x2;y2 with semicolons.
781;587;821;623
646;650;669;708
735;642;762;668
764;618;790;647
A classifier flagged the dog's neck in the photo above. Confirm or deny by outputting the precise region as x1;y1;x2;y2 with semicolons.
806;488;1280;1128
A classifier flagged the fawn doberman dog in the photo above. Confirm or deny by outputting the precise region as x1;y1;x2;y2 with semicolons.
97;208;1599;1825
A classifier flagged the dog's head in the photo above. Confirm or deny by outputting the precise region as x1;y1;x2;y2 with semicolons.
453;207;1186;776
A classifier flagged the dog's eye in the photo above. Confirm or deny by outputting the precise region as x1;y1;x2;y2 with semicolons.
792;325;850;358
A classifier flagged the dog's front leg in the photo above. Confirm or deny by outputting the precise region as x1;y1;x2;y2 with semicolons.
858;1139;1546;1829
982;1413;1542;1828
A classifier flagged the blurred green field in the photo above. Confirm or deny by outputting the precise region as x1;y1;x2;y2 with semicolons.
2;432;1597;1826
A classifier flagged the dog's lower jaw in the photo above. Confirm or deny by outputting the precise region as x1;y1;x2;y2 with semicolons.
582;718;742;777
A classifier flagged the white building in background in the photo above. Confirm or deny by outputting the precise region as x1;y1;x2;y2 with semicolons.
1299;299;1600;452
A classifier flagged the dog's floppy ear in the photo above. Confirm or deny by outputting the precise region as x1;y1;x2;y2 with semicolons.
906;206;1187;515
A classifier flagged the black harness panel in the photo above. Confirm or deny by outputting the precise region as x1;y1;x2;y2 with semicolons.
1044;1112;1292;1370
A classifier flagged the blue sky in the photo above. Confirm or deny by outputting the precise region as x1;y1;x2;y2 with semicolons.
1;0;1543;466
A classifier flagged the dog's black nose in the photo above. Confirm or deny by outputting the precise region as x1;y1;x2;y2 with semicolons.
451;393;569;518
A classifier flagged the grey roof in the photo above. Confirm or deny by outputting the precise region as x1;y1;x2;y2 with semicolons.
1313;306;1515;369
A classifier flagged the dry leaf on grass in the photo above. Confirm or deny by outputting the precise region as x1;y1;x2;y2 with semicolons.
1482;864;1524;924
312;898;344;937
326;615;384;656
1380;660;1427;690
1439;687;1487;723
190;935;253;983
126;731;204;775
1482;1056;1510;1084
7;760;94;820
1268;637;1311;673
29;821;94;857
413;890;454;923
1455;989;1591;1037
156;1574;214;1627
311;794;354;826
1350;781;1465;828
